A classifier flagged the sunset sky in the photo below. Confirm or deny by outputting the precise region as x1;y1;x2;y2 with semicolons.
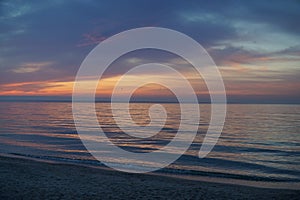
0;0;300;103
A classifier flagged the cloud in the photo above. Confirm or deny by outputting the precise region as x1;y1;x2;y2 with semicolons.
0;1;32;19
209;45;300;67
11;61;53;73
77;33;107;47
0;0;299;102
0;80;73;95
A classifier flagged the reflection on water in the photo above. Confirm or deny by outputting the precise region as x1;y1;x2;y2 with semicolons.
0;102;300;182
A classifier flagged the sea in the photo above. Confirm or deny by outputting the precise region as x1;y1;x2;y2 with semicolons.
0;102;299;188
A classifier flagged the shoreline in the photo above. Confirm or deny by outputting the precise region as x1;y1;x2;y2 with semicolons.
1;152;299;190
0;155;299;199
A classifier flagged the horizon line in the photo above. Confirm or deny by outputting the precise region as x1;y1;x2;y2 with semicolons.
0;95;299;104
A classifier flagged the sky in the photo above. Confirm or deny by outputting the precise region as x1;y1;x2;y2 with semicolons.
0;0;300;103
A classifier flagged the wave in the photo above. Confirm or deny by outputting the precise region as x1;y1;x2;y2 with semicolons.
7;153;300;183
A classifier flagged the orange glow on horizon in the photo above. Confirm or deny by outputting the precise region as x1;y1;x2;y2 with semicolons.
1;70;299;98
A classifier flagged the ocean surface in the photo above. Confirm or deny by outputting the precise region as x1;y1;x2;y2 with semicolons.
0;102;299;186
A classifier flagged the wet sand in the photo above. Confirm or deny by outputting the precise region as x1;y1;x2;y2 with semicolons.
0;155;299;200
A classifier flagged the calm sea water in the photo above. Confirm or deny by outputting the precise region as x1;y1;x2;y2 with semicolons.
0;102;299;184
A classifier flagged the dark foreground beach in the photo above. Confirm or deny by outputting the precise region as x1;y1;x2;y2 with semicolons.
0;156;299;200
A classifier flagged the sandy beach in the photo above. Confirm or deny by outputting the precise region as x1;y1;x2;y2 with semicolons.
0;155;299;200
